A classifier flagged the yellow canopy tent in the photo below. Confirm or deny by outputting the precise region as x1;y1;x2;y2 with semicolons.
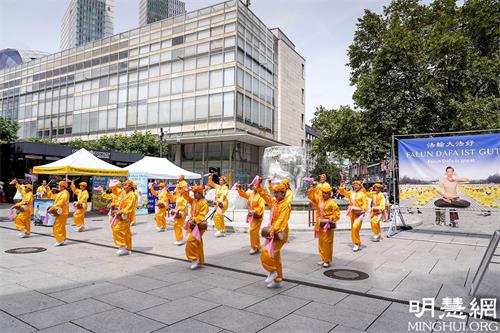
33;148;128;176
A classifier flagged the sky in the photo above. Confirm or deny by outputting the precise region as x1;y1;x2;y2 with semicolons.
0;0;391;123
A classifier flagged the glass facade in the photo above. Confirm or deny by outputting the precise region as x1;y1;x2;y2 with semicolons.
139;0;186;26
0;0;289;182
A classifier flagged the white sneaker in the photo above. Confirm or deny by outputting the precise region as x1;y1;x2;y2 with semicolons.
190;260;199;270
352;244;360;252
323;262;331;268
317;261;325;266
249;248;259;255
265;271;278;283
75;226;85;232
53;242;65;247
371;234;381;242
17;232;25;238
214;230;221;237
156;227;165;232
174;240;183;245
117;247;130;256
266;281;283;289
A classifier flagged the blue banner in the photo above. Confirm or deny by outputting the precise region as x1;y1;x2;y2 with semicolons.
398;133;500;210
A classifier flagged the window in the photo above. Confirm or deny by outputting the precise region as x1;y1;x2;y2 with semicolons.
138;83;148;100
197;42;209;53
159;79;171;96
223;92;234;117
301;113;304;129
236;92;244;118
99;91;109;106
148;103;158;125
98;111;107;130
108;108;116;129
210;69;223;88
148;81;159;98
196;95;208;120
196;72;209;90
224;51;235;63
172;36;184;46
184;74;196;92
224;68;234;86
301;63;305;79
197;55;209;68
198;29;210;40
184;57;196;71
209;93;222;117
301;88;304;104
137;103;147;125
127;104;137;126
159;101;170;124
171;77;183;94
183;97;195;121
170;99;182;122
172;59;183;73
128;85;138;101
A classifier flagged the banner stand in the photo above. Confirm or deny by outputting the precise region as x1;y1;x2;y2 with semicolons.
386;204;408;238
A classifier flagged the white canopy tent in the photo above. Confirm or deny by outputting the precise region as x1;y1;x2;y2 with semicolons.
124;156;201;180
33;148;128;176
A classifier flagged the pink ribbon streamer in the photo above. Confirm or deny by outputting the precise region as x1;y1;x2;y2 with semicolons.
304;176;315;183
9;179;17;185
250;176;260;186
108;179;121;187
8;208;15;220
231;182;240;190
191;224;201;242
264;237;275;258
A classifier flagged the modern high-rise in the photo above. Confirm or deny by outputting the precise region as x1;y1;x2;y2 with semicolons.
60;0;114;50
139;0;186;26
1;0;305;184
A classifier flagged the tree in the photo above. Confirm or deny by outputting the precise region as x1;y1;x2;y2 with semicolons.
313;0;500;162
0;117;19;144
310;153;342;186
68;131;167;156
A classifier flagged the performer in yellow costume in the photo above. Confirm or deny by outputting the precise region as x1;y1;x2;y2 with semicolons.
339;180;368;252
175;175;187;194
70;181;89;232
268;179;294;204
256;182;291;288
112;180;137;256
150;182;169;232
12;182;34;238
238;182;265;254
101;181;124;224
36;180;50;198
208;174;229;237
363;183;385;242
182;185;209;269
46;181;70;246
307;183;339;267
166;183;188;245
131;183;139;226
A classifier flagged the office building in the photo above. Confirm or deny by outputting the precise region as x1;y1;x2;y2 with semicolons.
0;0;305;184
139;0;186;26
61;0;114;50
0;49;49;70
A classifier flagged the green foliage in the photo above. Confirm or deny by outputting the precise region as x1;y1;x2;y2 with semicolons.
68;131;167;156
310;153;342;185
27;137;56;144
0;117;19;144
313;0;500;162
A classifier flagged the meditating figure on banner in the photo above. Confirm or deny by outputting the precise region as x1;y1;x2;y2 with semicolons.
150;182;169;232
208;174;229;237
101;180;124;225
434;166;470;227
268;179;294;205
46;181;70;246
70;181;89;232
36;180;50;198
11;181;34;238
112;180;136;256
166;181;188;245
339;180;369;252
307;183;339;268
182;185;209;269
363;183;385;242
237;178;265;255
256;180;291;288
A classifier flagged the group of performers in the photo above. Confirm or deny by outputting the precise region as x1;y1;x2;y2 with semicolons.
9;172;387;289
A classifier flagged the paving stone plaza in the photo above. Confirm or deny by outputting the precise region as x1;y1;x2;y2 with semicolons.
1;206;498;333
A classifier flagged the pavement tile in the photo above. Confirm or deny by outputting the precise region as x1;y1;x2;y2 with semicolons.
0;310;36;333
331;325;365;333
37;322;91;333
282;285;348;306
334;294;391;315
201;273;257;290
18;276;85;294
194;287;263;309
110;274;170;292
154;318;223;333
194;305;275;333
236;281;297;298
138;296;219;325
48;281;127;303
19;298;114;329
0;287;65;316
245;294;309;319
259;313;335;333
72;308;165;333
147;280;211;300
95;288;169;312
